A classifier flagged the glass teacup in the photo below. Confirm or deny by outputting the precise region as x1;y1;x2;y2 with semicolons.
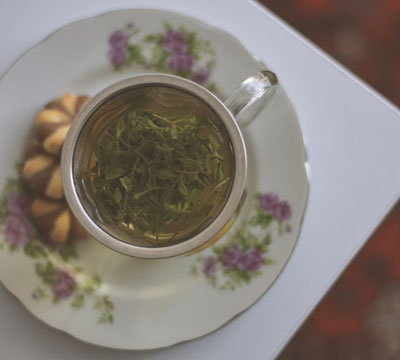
61;72;277;258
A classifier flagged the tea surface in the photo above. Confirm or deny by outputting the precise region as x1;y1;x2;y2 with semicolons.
81;86;234;246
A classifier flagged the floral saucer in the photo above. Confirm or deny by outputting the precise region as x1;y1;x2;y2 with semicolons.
0;9;308;349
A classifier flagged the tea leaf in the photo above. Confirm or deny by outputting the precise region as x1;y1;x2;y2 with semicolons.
178;177;189;197
158;169;175;180
119;176;132;191
86;107;232;241
113;188;122;203
105;167;126;180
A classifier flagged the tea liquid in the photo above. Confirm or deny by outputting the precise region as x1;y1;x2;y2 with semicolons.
78;86;235;247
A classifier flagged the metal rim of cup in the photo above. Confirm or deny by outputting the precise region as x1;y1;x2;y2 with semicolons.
61;74;247;258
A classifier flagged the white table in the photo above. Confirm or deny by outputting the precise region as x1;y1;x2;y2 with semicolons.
1;1;400;359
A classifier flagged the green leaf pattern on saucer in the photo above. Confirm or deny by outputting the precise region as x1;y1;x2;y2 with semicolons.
0;174;114;325
107;21;218;93
191;193;292;290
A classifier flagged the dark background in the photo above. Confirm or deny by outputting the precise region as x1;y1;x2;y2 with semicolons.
257;1;400;359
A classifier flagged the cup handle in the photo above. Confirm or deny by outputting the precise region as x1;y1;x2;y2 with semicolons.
223;70;278;127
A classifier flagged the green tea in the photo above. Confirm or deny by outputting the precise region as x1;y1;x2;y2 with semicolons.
80;86;234;247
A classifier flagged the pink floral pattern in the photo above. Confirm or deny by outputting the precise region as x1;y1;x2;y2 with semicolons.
162;29;187;53
0;176;114;324
221;244;243;270
53;270;75;299
108;30;128;49
260;193;279;212
108;48;127;67
107;21;217;91
192;192;293;290
2;214;33;246
6;193;31;218
2;193;34;246
203;256;217;278
238;248;264;272
274;201;292;222
260;193;292;222
167;52;194;72
190;68;211;85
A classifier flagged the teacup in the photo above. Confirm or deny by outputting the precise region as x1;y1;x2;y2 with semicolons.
61;71;277;258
